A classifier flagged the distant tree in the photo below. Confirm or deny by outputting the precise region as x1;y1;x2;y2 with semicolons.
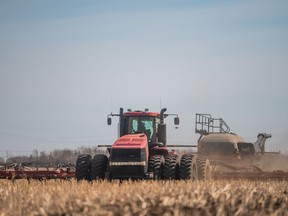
39;151;47;162
6;156;30;163
32;149;38;158
5;146;106;165
0;156;5;163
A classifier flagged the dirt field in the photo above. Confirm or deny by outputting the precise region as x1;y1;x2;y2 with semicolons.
0;179;287;216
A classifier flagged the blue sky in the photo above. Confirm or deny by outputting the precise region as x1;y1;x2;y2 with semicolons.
0;0;288;158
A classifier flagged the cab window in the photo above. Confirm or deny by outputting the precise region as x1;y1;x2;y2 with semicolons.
128;117;155;142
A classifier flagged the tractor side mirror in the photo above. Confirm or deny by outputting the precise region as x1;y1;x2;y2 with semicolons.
107;117;112;125
174;117;180;125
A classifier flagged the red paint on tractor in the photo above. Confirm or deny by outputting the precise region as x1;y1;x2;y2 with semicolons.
112;133;149;161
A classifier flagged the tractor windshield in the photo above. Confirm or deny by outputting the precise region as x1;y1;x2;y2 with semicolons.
127;117;156;142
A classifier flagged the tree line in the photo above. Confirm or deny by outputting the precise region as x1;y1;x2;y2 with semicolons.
0;146;108;165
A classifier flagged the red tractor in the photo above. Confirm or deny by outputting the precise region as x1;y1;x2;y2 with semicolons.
75;108;209;181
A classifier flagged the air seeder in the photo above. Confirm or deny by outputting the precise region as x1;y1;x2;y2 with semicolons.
194;113;288;180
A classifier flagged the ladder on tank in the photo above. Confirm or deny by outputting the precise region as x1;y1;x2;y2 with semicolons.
195;113;230;135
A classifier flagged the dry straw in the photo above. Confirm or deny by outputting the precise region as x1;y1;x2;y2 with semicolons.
0;179;287;216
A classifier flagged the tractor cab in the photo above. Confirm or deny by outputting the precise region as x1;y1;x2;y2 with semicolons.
108;108;179;149
123;111;159;146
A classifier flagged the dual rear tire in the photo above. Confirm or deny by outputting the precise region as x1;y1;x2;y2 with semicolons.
148;154;180;180
179;154;211;181
76;154;92;181
148;155;164;179
76;154;108;181
91;154;108;180
163;154;179;180
148;154;211;181
179;154;198;180
197;158;211;180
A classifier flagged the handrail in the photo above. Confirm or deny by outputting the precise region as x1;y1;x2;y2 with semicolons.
195;113;230;134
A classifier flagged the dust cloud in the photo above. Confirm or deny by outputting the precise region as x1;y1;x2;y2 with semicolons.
256;154;288;172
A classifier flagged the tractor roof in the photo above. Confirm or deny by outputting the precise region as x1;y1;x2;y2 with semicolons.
123;110;160;117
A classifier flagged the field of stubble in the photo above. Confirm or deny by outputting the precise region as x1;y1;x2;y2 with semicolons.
0;179;287;216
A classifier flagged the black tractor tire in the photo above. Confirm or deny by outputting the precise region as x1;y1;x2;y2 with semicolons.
148;155;164;179
76;154;92;181
179;154;198;181
163;154;179;180
91;154;108;180
197;158;211;180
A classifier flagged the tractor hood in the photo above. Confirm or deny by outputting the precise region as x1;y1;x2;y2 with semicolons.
112;133;148;149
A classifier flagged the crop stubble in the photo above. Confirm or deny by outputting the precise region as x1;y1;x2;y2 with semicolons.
0;179;287;216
